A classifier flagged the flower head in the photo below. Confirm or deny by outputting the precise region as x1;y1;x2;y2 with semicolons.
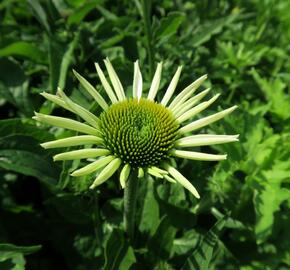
33;58;238;198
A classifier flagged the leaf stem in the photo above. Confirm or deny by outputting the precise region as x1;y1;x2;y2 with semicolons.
124;170;139;241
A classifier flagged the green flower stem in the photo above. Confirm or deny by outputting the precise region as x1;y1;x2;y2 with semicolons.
124;170;139;241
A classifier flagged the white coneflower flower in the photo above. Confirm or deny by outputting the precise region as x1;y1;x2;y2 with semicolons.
33;58;238;198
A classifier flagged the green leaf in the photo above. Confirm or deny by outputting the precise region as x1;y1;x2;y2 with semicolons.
254;164;290;243
191;14;237;47
148;216;177;260
155;12;185;41
181;217;227;270
0;243;41;270
67;1;100;25
102;229;136;270
0;135;60;185
27;0;51;33
139;178;159;235
0;42;46;63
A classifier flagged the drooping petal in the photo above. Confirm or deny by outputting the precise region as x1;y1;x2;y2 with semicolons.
133;60;143;101
71;155;115;177
90;158;122;189
103;58;126;101
163;175;177;183
164;164;200;198
147;62;162;101
73;70;108;110
171;149;227;161
161;66;182;106
138;167;144;178
168;74;207;110
40;92;71;111
53;148;110;161
172;88;211;118
120;164;131;189
176;94;220;123
33;113;99;136
179;105;238;134
175;134;239;147
57;88;99;128
40;135;103;149
148;167;163;178
94;62;118;103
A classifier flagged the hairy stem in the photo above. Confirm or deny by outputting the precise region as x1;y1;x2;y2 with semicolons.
124;170;139;241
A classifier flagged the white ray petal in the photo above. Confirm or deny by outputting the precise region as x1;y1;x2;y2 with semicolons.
73;70;108;110
179;105;238;134
148;167;163;178
147;62;162;101
57;88;99;128
175;134;239;147
95;63;118;103
53;148;110;161
177;94;220;123
103;58;126;101
163;175;177;183
164;164;200;198
168;74;207;110
33;113;99;136
40;135;103;149
171;149;227;161
90;158;122;189
120;164;131;189
133;60;143;101
40;92;71;111
138;167;144;178
161;66;182;106
71;155;115;177
172;88;211;118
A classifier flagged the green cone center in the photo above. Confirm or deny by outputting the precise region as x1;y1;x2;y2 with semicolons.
99;98;179;167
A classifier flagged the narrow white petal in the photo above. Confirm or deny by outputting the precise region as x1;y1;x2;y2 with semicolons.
120;164;131;189
148;167;163;178
57;88;99;128
168;74;207;110
133;60;143;101
53;148;110;161
40;135;103;149
90;158;122;189
147;62;162;101
175;134;239;147
171;149;227;161
33;113;99;136
179;105;238;134
164;164;200;198
177;94;220;123
104;58;126;101
71;155;114;177
161;66;182;106
138;167;144;178
40;92;71;111
73;70;108;110
164;175;177;183
150;166;169;175
172;88;211;118
94;62;118;103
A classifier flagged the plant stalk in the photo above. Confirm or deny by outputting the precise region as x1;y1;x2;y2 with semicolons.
124;170;139;241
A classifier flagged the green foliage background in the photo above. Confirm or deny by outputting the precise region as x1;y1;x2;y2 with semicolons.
0;0;290;269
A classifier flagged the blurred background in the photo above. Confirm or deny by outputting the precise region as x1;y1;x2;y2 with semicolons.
0;0;289;269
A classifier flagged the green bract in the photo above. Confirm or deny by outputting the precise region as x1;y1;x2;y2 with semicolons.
34;59;239;198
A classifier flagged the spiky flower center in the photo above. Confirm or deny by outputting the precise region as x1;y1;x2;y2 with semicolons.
99;98;179;167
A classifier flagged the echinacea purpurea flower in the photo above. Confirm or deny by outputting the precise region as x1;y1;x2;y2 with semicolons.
33;59;238;198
